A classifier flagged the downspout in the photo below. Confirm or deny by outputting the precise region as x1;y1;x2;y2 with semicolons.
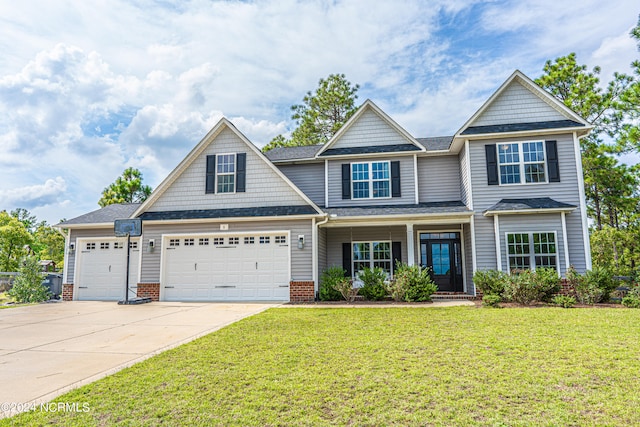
55;226;70;284
312;214;329;299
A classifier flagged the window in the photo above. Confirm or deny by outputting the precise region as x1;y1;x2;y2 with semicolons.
352;241;392;277
100;242;109;250
114;242;124;249
130;241;138;249
217;154;235;193
184;238;194;246
169;239;180;247
228;237;239;245
497;141;546;184
507;232;557;272
275;235;287;244
351;161;390;199
213;237;224;246
244;236;255;244
199;238;209;246
86;243;96;250
259;236;270;244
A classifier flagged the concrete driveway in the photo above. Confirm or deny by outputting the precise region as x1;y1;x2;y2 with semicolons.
0;301;278;416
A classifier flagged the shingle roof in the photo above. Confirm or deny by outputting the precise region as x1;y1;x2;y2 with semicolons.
461;120;584;135
415;136;454;151
263;144;324;162
57;203;141;226
318;143;422;157
138;205;319;221
324;201;470;218
483;198;576;215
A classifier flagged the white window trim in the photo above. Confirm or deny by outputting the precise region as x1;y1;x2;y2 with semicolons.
497;141;548;186
350;161;392;200
215;152;237;194
504;231;559;273
351;240;393;283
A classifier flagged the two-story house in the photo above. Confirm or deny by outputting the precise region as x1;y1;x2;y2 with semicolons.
57;70;592;302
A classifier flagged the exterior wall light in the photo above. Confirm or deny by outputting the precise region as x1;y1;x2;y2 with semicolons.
297;235;305;249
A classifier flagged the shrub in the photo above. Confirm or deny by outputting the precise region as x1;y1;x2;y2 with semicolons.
357;267;388;301
482;294;502;307
552;295;576;308
622;286;640;308
334;278;358;302
319;266;346;301
391;263;438;302
8;257;49;303
503;270;545;305
472;269;507;296
584;267;616;302
569;267;615;305
532;267;561;302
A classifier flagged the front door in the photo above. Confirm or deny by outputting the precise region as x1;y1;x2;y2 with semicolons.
419;233;463;292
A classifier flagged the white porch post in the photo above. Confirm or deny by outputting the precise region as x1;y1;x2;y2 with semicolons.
561;212;570;274
494;215;502;272
406;223;415;266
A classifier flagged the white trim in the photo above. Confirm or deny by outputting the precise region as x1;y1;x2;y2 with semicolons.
350;160;392;200
406;223;415;266
313;215;329;290
483;207;576;216
561;211;570;274
460;225;468;293
350;240;393;280
323;212;473;227
464;139;473;210
315;99;425;157
496;140;548;186
494;215;502;272
61;228;70;284
574;132;592;269
213;152;237;194
324;158;329;208
470;215;478;276
504;231;560;273
413;154;419;204
415;228;465;291
132;214;322;226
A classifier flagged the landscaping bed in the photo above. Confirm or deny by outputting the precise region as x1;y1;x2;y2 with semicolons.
3;306;640;426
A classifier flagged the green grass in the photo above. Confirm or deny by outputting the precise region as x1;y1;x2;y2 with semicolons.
4;307;640;426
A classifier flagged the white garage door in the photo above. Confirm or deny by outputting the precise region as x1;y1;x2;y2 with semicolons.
76;239;140;301
162;232;290;301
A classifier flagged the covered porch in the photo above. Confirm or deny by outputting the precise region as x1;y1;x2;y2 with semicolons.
317;203;475;295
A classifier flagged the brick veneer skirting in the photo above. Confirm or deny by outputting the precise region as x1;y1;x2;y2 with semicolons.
137;283;160;301
62;284;74;301
290;281;315;302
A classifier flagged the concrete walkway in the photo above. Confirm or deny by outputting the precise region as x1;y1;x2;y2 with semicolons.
0;301;278;417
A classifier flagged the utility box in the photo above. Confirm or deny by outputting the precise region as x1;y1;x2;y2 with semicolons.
42;273;62;299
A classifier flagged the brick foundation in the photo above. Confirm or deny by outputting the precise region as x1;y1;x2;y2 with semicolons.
62;284;74;301
290;281;315;302
137;283;160;301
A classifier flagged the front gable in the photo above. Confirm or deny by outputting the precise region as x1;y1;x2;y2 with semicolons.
316;100;424;157
458;71;591;137
135;120;320;215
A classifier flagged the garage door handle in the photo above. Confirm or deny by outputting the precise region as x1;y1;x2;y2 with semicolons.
164;286;175;289
79;286;88;289
279;285;289;288
215;285;236;288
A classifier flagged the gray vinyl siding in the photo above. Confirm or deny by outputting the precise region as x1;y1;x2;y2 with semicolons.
472;80;566;127
325;226;407;272
417;155;461;203
327;155;416;207
277;163;325;206
318;227;327;284
148;127;308;212
139;219;313;283
459;146;470;206
498;214;566;273
329;108;415;150
66;228;117;283
469;132;587;273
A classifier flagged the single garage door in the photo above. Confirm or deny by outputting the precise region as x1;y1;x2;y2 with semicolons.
76;238;140;301
162;232;290;301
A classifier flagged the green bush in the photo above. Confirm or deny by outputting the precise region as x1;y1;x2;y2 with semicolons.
568;266;615;305
552;295;576;308
357;267;388;301
584;267;616;302
319;266;346;301
472;269;507;296
8;257;49;303
622;285;640;308
391;263;438;302
503;270;547;305
482;294;502;307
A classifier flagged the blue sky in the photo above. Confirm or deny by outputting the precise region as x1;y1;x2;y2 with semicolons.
1;0;638;225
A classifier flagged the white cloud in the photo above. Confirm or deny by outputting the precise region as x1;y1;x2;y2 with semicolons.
0;177;67;209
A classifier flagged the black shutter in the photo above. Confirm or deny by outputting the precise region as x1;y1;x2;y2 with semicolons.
236;153;246;192
392;241;402;273
341;164;351;199
391;161;401;197
485;144;499;185
342;242;352;277
545;140;560;182
205;155;216;194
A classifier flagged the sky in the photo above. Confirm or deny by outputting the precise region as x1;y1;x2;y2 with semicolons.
0;0;638;225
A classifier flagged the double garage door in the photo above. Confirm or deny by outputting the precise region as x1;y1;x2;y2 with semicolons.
75;238;140;301
161;232;291;301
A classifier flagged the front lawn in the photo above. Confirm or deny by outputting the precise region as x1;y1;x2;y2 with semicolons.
4;307;640;426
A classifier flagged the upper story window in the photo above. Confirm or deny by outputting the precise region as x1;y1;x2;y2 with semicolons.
351;161;390;199
205;153;246;194
497;141;546;185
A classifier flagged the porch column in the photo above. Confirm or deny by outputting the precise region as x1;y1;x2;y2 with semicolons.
561;212;570;274
494;215;502;272
406;223;415;266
